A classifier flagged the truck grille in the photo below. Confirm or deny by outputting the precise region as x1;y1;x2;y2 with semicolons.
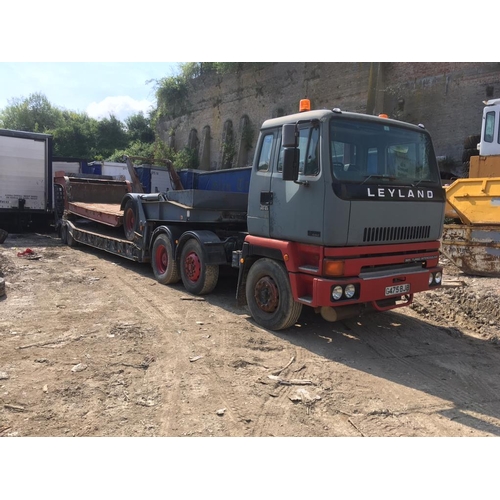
363;225;431;243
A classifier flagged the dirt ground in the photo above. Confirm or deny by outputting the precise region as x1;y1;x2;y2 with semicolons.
1;232;500;437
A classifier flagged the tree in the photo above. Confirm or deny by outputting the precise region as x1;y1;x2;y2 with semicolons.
95;115;129;159
125;112;155;143
48;111;99;158
0;92;63;132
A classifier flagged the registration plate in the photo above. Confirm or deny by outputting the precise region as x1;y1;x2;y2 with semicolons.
385;284;410;296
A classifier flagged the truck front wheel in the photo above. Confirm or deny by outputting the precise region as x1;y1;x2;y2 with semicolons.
246;258;302;331
152;234;180;285
180;239;219;295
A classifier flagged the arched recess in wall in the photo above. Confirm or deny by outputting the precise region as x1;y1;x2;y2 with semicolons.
188;128;200;167
188;128;199;151
236;115;254;167
220;119;235;170
199;125;211;171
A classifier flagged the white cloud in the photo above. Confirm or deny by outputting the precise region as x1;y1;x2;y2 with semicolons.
86;96;154;122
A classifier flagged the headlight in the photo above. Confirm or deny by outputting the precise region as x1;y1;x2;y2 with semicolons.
345;284;356;299
332;286;343;300
434;272;442;284
428;273;434;285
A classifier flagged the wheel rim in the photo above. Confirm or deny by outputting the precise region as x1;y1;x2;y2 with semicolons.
184;251;201;283
125;209;135;233
254;276;279;313
155;245;168;274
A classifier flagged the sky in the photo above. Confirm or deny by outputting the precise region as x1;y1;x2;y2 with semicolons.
0;2;483;128
0;0;487;127
0;62;182;122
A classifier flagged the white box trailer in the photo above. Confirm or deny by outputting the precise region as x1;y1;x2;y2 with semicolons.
0;129;53;230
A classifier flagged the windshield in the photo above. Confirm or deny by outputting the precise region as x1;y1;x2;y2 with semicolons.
329;117;440;185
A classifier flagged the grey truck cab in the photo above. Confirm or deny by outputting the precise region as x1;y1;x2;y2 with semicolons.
247;104;445;247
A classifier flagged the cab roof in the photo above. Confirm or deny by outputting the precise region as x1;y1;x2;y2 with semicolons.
260;108;426;133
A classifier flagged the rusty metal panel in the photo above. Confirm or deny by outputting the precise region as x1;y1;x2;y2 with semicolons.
441;224;500;277
68;202;123;227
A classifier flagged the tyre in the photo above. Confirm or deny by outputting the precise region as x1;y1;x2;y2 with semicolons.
463;134;480;150
462;148;479;163
151;234;180;285
67;228;77;247
245;258;303;331
180;238;219;295
0;277;5;298
0;229;7;244
123;199;138;241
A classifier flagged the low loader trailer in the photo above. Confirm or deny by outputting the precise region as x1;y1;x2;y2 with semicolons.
56;100;446;331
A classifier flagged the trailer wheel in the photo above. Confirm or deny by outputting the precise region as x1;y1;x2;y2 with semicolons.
152;234;180;285
123;199;138;241
246;258;302;331
180;239;219;295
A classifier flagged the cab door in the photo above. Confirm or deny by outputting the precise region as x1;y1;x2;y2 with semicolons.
247;130;280;237
269;124;326;244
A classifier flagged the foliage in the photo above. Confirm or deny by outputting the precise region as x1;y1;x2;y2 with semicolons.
107;140;157;163
125;112;155;143
108;140;197;170
172;147;199;170
154;75;189;119
221;139;236;169
241;121;254;152
47;112;98;158
94;115;129;159
0;92;63;132
153;63;264;122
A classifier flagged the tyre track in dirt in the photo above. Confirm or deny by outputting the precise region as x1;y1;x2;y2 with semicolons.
353;313;500;420
300;310;500;435
112;271;254;436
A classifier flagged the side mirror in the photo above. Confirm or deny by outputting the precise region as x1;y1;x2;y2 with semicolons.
282;148;299;181
282;124;297;147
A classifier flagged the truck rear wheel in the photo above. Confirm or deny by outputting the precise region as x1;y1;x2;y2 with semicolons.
123;199;138;241
152;234;180;285
180;239;219;295
246;258;302;331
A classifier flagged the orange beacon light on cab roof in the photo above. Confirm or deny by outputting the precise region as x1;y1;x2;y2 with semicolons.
299;99;311;112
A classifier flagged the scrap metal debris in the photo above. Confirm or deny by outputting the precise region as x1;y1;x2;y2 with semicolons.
16;248;41;260
267;374;313;386
71;363;88;373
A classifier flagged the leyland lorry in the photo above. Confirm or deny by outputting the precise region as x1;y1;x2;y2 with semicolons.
56;100;446;330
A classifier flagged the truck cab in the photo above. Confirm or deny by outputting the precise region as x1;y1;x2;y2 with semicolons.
248;105;444;247
239;100;445;329
478;98;500;157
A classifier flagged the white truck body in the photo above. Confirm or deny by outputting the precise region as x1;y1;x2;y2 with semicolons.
0;130;52;212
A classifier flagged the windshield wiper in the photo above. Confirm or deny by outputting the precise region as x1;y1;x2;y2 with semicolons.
360;174;397;185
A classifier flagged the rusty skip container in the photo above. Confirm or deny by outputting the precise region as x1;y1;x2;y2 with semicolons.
441;224;500;277
442;177;500;276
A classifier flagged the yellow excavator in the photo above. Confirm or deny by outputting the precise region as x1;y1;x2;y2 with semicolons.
441;99;500;277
